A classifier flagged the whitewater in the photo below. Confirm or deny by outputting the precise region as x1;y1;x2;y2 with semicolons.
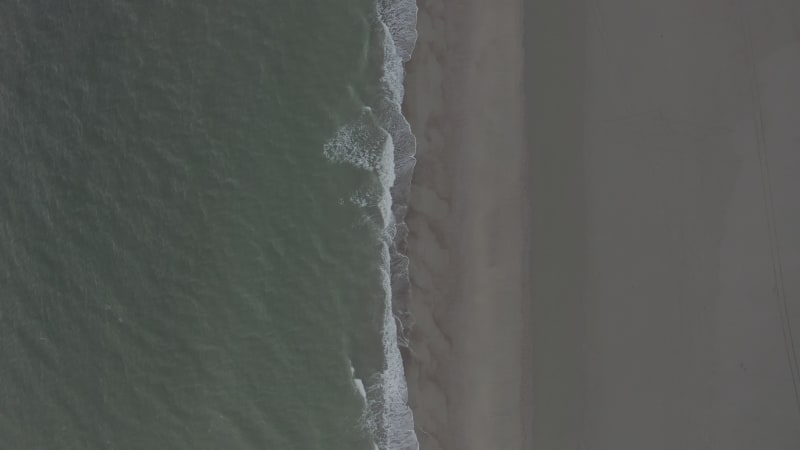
322;0;419;449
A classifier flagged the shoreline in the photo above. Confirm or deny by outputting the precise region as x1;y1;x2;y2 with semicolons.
401;0;529;448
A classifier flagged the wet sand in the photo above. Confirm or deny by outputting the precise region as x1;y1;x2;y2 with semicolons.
402;0;528;449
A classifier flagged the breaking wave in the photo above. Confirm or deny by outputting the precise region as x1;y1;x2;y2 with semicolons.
323;0;418;448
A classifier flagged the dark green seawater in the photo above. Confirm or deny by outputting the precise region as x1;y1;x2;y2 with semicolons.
0;1;418;449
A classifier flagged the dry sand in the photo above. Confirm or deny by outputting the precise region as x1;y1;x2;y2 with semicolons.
403;0;800;449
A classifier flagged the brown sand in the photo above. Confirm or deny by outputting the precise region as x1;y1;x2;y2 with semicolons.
402;0;528;449
403;0;800;449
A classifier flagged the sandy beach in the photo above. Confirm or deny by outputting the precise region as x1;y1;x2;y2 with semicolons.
403;0;800;449
402;0;528;449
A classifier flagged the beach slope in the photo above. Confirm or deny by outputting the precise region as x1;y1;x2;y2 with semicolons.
404;0;800;449
402;0;528;449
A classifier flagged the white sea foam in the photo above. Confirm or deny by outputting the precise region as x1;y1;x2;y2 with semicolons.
351;362;379;450
324;0;419;448
323;108;385;172
354;376;368;402
351;362;369;402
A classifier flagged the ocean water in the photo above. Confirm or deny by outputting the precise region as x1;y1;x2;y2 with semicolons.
0;1;417;449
